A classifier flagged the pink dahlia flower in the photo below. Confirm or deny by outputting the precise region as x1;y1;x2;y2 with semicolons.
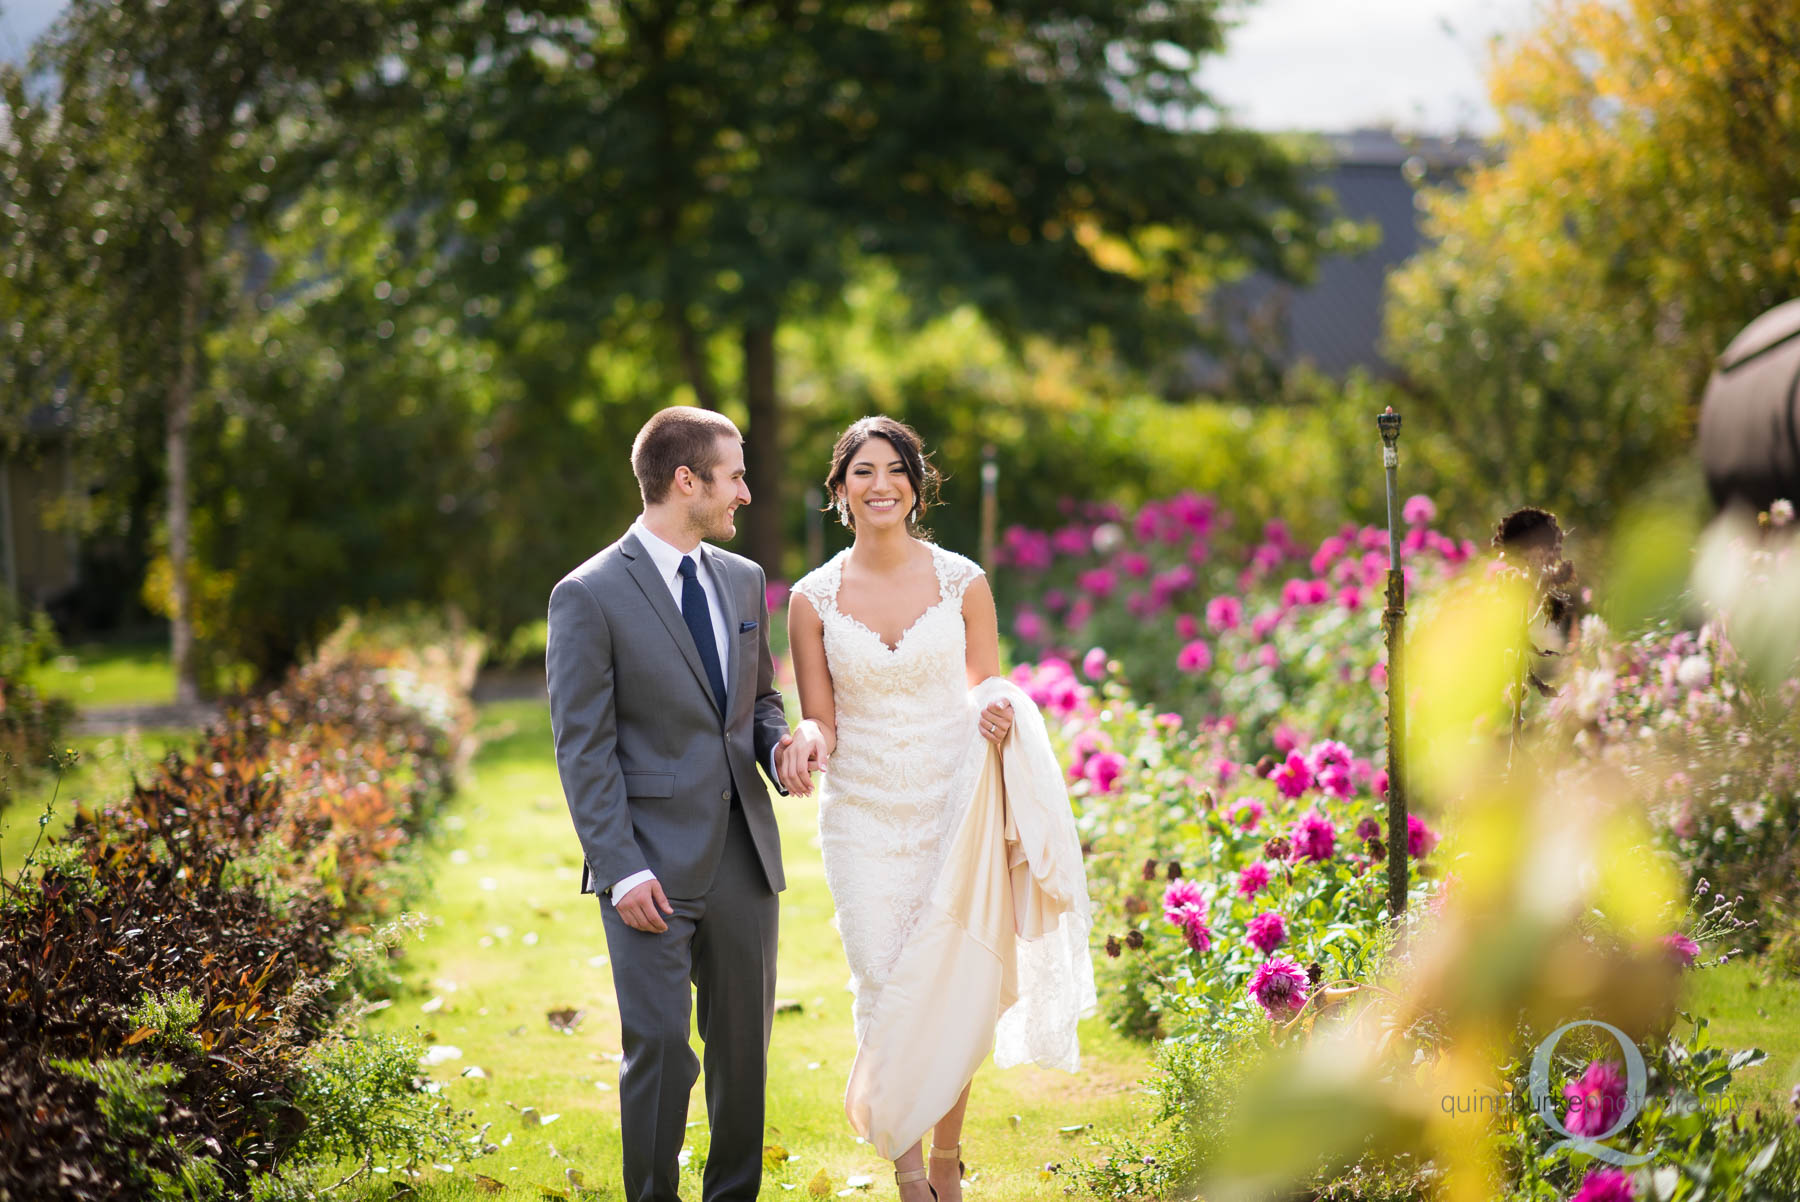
1355;816;1381;842
1306;740;1353;773
1235;862;1270;900
1250;609;1282;640
1175;613;1201;640
1317;764;1355;799
1271;752;1314;799
1177;639;1213;674
1406;813;1439;858
1246;911;1287;954
1076;567;1117;598
1290;809;1336;862
1563;1060;1629;1136
1014;610;1045;642
1401;494;1437;526
1081;646;1109;680
1662;932;1700;968
1084;751;1128;794
1181;910;1214;954
1248;957;1309;1018
1229;797;1266;830
1162;880;1206;926
1206;595;1244;633
1570;1169;1637;1202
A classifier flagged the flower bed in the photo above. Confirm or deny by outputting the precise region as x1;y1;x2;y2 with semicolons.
0;617;480;1201
995;491;1473;751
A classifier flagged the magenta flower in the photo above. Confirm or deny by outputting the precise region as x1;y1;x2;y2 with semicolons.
1354;817;1381;842
1570;1169;1637;1202
1162;879;1206;926
1310;535;1348;576
1076;567;1117;598
1084;751;1128;794
1248;957;1309;1018
1272;752;1314;799
1081;646;1109;680
1229;797;1266;830
1181;909;1214;954
1290;809;1336;862
1317;764;1355;799
765;581;791;612
1042;588;1067;611
1336;585;1363;611
1120;552;1151;578
1250;609;1281;640
1014;610;1045;642
1373;769;1390;798
1052;525;1090;556
1272;726;1300;755
1235;862;1271;900
1401;494;1437;526
1154;711;1183;731
1662;932;1700;968
1256;644;1279;670
1177;639;1213;674
1563;1060;1630;1136
1246;911;1287;954
1370;661;1389;690
1406;813;1439;858
1306;740;1352;773
1205;595;1244;633
1175;613;1201;640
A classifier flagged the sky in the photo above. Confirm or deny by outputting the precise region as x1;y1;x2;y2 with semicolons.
0;0;1539;136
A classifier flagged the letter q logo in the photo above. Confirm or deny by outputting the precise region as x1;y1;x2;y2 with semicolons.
1528;1019;1651;1167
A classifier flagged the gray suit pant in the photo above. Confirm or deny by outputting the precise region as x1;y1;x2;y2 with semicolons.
601;803;778;1202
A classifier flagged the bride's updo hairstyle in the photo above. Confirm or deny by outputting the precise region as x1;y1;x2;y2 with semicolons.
824;415;942;535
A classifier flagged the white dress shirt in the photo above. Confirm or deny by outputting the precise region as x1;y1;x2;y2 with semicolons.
609;520;780;906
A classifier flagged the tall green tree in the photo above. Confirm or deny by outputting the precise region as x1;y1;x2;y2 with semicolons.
1385;0;1800;529
0;0;420;697
383;0;1333;571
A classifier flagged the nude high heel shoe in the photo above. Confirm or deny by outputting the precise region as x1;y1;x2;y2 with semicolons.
894;1166;937;1200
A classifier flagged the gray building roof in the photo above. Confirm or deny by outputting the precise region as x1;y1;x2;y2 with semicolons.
1190;128;1487;390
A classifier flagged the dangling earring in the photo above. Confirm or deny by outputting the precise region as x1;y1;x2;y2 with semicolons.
835;494;852;528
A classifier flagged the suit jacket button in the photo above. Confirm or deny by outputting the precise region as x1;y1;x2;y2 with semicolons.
721;789;731;801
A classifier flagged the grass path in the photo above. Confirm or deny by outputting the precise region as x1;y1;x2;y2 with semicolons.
356;698;1155;1199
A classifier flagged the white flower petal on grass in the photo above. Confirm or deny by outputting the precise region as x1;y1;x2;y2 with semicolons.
420;1045;462;1066
588;954;610;968
480;876;499;891
420;996;445;1013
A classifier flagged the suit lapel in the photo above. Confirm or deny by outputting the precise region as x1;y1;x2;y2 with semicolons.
709;549;745;714
621;533;722;717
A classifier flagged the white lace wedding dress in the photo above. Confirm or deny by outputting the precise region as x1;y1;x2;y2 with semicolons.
792;543;1093;1088
793;543;987;1040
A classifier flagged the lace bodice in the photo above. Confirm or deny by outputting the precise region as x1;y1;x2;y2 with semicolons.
791;544;987;1035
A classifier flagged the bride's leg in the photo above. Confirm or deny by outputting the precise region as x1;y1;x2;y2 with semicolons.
927;1082;973;1202
894;1142;935;1201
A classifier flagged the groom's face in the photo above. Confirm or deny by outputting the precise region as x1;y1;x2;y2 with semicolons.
688;435;750;541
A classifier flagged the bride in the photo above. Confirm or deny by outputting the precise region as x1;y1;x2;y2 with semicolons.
778;416;1094;1200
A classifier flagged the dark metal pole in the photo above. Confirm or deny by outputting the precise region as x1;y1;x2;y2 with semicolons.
1377;407;1408;920
979;444;999;574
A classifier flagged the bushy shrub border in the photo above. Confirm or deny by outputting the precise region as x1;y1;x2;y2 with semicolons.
0;617;480;1200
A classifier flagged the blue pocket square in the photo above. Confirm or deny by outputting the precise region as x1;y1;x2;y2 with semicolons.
739;620;758;632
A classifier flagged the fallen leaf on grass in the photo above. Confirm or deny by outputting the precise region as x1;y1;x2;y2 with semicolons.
566;1168;585;1188
471;1173;505;1194
763;1144;790;1168
774;998;804;1015
547;1007;586;1033
807;1169;833;1196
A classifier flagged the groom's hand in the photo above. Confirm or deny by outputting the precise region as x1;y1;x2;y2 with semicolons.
776;724;830;796
617;879;674;933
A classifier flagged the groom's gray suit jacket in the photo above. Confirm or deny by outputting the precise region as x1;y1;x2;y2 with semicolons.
546;530;788;899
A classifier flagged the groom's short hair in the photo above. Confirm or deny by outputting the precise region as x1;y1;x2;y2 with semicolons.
632;406;743;504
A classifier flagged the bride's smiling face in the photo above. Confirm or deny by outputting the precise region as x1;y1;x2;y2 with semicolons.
841;436;915;531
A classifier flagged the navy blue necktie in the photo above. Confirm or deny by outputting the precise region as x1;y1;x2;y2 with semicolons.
678;555;727;714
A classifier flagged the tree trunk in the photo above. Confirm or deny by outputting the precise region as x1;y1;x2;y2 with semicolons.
167;238;202;704
671;306;720;410
742;323;783;574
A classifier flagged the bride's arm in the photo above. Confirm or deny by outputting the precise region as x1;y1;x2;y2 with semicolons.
963;577;1016;744
784;593;838;784
962;575;1002;685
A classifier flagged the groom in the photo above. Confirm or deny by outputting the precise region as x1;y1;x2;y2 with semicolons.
547;405;823;1201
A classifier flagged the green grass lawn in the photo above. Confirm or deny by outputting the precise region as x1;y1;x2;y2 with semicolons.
28;638;178;709
349;697;1156;1200
1;727;193;882
1682;954;1800;1109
